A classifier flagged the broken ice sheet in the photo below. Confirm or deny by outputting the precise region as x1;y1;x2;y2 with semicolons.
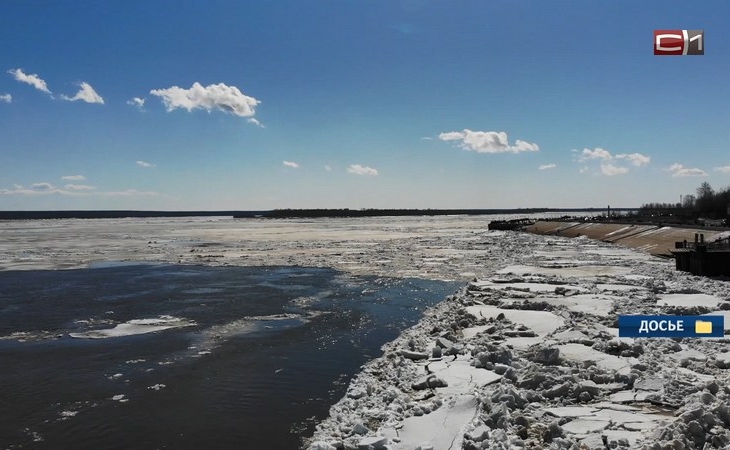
464;305;565;338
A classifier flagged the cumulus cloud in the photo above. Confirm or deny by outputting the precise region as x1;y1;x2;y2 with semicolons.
600;163;629;176
150;82;260;120
0;93;11;103
666;163;707;177
64;184;96;191
347;164;379;176
439;129;539;154
127;97;145;110
62;175;86;181
324;165;332;172
714;166;730;174
283;160;299;168
579;166;589;174
577;148;613;162
136;160;155;168
61;82;104;104
538;163;556;170
247;118;264;127
8;68;51;94
574;148;650;175
616;153;651;167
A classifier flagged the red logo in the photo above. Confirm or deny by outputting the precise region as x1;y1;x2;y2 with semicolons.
654;30;704;55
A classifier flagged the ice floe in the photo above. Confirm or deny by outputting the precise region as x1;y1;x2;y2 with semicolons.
69;316;194;339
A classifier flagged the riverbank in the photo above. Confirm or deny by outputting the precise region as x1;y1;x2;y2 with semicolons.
522;220;730;257
306;230;730;450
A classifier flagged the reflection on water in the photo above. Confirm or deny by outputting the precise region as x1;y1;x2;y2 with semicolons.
0;264;459;449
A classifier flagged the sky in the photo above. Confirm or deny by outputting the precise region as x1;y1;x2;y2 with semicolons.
1;0;728;210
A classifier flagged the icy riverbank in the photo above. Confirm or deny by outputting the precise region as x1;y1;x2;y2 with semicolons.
306;234;730;450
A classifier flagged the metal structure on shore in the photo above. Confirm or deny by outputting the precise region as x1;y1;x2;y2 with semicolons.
671;233;730;277
487;218;536;231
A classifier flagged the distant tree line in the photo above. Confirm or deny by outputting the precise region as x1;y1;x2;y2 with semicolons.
261;208;556;219
639;182;730;220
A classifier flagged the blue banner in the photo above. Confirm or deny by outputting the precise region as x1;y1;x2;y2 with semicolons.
619;315;725;338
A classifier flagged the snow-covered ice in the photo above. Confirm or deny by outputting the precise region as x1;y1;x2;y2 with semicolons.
306;226;730;450
69;316;194;339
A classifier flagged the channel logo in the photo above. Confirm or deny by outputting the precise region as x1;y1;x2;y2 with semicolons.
619;315;724;338
654;30;704;55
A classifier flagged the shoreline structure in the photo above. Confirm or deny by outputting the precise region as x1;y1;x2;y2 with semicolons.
307;221;730;450
522;220;729;257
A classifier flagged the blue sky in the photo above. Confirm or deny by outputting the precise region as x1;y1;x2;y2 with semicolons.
1;0;728;210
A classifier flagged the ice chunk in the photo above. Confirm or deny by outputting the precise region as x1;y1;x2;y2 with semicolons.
465;305;565;337
69;316;194;339
656;293;722;308
556;343;632;375
392;395;477;450
424;356;501;395
561;419;610;434
496;264;632;278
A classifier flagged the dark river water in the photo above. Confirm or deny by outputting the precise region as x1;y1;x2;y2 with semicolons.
0;264;459;449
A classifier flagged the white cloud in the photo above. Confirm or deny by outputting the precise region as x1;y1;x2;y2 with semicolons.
324;165;332;172
347;164;379;176
127;97;145;109
104;189;160;197
616;152;651;167
0;183;158;197
714;166;730;174
62;175;86;181
575;148;650;175
64;184;96;191
0;186;39;195
579;166;589;174
438;129;539;154
0;182;63;195
420;137;432;141
0;93;11;103
31;182;55;191
600;163;629;176
666;163;707;177
61;82;104;104
7;68;51;94
283;160;299;168
247;118;264;127
578;148;613;162
136;160;155;168
538;163;556;170
150;82;260;120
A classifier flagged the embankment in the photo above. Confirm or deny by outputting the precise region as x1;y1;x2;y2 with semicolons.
522;220;729;257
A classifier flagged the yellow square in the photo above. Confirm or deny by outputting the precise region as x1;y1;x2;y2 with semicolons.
695;320;713;334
